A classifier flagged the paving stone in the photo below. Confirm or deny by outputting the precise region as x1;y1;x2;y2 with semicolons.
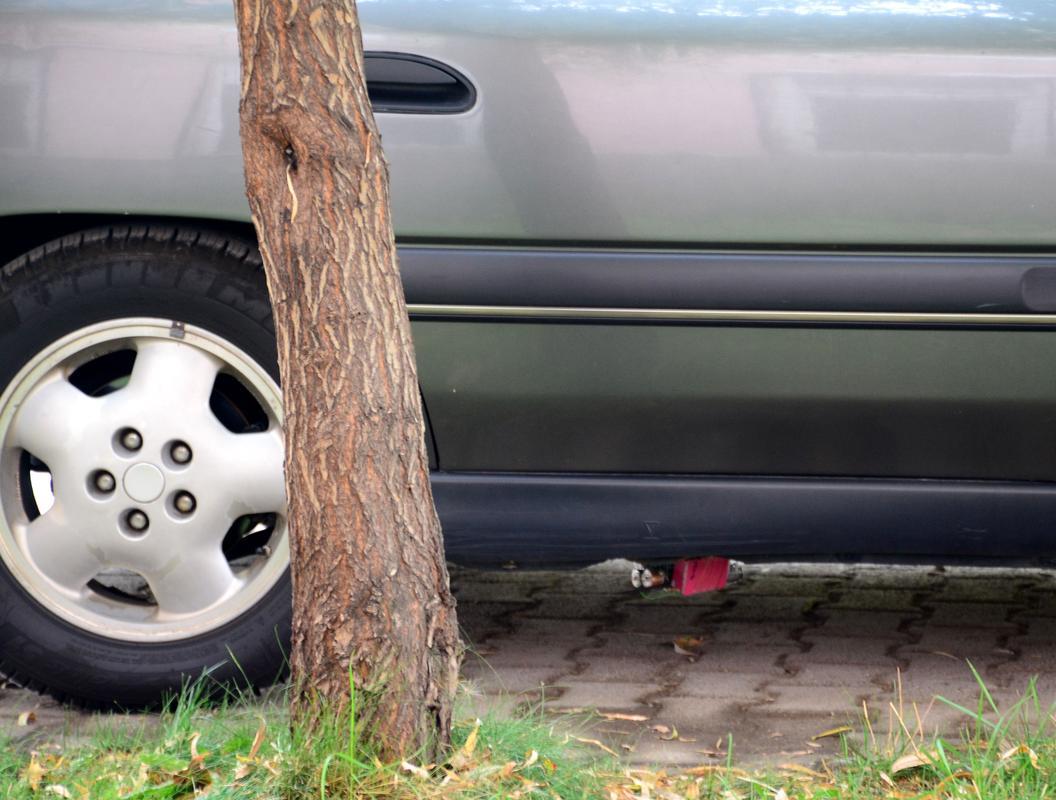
925;602;1016;628
629;736;721;768
785;637;901;668
766;662;890;690
712;595;819;622
522;593;619;620
610;603;715;635
549;570;632;595
649;698;766;744
985;667;1056;703
1012;600;1056;620
450;567;558;587
733;576;836;598
670;670;772;700
905;628;1012;660
988;650;1056;688
897;652;985;688
812;610;916;637
706;621;800;647
570;634;686;683
458;691;525;720
893;701;992;738
546;681;659;712
461;666;563;696
690;645;793;676
1007;618;1056;640
451;580;541;603
623;590;733;609
470;644;577;673
753;684;871;717
821;589;921;612
485;617;599;643
931;579;1026;604
564;655;681;684
456;601;531;643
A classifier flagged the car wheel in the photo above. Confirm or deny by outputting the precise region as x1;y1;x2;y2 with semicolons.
0;226;290;707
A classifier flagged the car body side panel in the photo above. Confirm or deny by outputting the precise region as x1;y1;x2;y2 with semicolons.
5;2;1056;487
413;319;1056;480
2;2;1056;245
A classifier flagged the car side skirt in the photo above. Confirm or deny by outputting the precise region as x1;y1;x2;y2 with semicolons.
433;472;1056;567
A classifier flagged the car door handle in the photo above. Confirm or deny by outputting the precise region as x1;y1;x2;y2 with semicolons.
364;52;476;114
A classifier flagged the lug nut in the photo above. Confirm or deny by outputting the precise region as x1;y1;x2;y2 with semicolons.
93;470;116;493
120;429;143;452
173;491;196;515
170;442;192;464
126;509;149;532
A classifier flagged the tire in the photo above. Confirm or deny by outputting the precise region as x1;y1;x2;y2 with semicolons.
0;225;290;708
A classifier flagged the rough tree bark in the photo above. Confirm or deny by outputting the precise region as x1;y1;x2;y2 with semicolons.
233;0;461;758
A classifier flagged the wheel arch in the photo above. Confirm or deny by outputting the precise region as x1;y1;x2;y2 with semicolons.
0;213;258;272
0;213;441;469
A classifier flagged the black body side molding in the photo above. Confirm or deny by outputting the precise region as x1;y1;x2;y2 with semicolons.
398;246;1056;314
432;472;1056;567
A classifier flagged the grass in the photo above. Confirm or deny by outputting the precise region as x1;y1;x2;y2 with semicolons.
0;678;616;800
2;667;1056;799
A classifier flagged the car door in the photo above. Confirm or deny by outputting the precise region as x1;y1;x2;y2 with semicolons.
362;1;1056;485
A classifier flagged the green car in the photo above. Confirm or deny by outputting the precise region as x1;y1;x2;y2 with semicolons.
1;0;1055;705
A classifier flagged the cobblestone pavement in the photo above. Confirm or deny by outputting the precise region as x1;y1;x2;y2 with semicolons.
454;561;1056;766
3;562;1056;768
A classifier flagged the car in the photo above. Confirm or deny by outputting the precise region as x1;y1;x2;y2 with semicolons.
1;0;1055;706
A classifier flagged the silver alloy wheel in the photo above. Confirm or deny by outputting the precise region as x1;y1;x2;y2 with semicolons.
0;318;288;642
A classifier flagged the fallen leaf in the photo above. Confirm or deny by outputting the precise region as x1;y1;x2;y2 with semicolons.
23;753;45;791
133;762;150;790
233;759;254;781
44;787;71;799
651;724;670;735
779;763;827;779
1000;743;1040;769
401;761;430;779
247;718;267;759
520;750;539;770
775;789;789;800
461;719;481;756
684;765;749;778
572;736;619;757
891;752;933;774
620;744;635;752
659;726;680;741
17;711;35;727
497;760;517;778
600;712;649;722
674;636;706;657
811;725;851;741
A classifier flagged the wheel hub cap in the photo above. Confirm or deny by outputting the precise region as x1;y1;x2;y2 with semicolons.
0;319;288;642
123;463;165;503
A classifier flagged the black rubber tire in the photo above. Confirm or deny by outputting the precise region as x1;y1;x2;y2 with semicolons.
0;225;290;708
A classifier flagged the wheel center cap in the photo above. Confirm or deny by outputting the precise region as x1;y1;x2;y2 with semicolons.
123;463;165;503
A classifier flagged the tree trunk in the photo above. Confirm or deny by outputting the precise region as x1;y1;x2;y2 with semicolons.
232;0;461;759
